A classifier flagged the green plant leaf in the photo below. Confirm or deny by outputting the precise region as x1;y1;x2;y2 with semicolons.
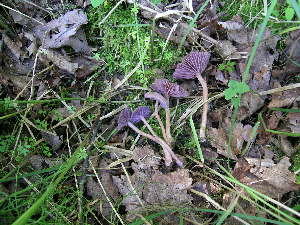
285;7;295;20
224;80;250;100
91;0;105;8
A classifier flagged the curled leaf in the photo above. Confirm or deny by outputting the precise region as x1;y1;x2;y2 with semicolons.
145;92;169;109
151;79;189;98
117;107;132;130
131;106;151;124
173;51;210;79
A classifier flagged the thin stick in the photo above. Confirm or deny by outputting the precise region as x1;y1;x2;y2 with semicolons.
196;74;208;141
89;160;125;225
259;83;300;95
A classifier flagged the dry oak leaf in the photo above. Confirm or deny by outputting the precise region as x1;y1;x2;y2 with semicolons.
236;157;300;199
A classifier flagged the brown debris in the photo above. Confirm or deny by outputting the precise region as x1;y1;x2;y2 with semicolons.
34;9;91;53
234;157;300;199
112;146;192;221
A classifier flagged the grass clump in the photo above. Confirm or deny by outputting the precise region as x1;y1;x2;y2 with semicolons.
86;1;183;87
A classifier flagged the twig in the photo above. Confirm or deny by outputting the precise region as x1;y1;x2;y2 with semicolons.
99;0;125;25
259;83;300;95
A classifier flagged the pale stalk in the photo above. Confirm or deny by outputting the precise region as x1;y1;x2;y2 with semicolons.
196;73;208;141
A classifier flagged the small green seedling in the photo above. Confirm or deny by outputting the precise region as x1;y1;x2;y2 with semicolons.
224;80;250;108
218;61;236;73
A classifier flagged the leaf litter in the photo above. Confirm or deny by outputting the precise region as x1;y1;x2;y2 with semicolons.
0;0;300;224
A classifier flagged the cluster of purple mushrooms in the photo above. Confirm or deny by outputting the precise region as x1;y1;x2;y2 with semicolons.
117;51;210;167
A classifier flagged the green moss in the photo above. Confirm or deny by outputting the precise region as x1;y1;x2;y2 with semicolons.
291;148;300;184
86;1;184;87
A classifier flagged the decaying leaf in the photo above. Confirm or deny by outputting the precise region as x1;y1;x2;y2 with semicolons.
39;48;79;74
112;146;192;221
2;34;27;60
280;136;296;156
86;158;119;217
237;92;265;121
207;122;253;159
234;157;300;199
287;111;300;133
41;131;62;151
268;87;300;108
34;9;90;53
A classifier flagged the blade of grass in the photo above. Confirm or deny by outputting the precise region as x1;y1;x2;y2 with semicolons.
289;0;300;20
242;0;277;83
189;116;204;163
12;147;85;225
215;194;240;225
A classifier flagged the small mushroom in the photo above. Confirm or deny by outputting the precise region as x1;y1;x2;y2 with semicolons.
173;51;210;141
117;106;183;167
148;79;189;145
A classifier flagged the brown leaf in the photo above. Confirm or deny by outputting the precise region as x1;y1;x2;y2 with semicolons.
207;122;253;159
39;48;79;74
268;88;300;108
280;136;296;156
237;92;265;121
287;111;300;133
34;9;90;53
239;157;300;199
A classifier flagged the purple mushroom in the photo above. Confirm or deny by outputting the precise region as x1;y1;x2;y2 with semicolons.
117;106;183;167
173;51;210;141
146;79;189;145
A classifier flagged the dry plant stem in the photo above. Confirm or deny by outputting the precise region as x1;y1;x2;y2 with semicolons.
196;73;208;141
128;122;183;167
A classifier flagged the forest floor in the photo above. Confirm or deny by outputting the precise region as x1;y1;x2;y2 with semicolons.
0;0;300;224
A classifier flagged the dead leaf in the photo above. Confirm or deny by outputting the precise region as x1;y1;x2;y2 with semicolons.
215;40;242;60
248;65;271;91
87;158;119;217
29;155;61;170
2;33;27;60
207;122;252;159
39;48;79;74
34;9;90;53
237;92;265;121
268;88;300;108
41;131;62;151
280;136;296;156
112;146;192;221
235;157;300;199
284;30;300;75
287;111;300;133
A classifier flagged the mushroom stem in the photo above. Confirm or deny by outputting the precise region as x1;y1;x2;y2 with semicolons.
127;122;183;167
154;101;168;141
164;96;174;146
196;73;208;141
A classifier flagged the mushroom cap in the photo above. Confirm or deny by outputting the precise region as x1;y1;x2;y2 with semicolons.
151;79;189;98
130;106;151;124
144;92;169;109
173;51;210;79
117;107;132;130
